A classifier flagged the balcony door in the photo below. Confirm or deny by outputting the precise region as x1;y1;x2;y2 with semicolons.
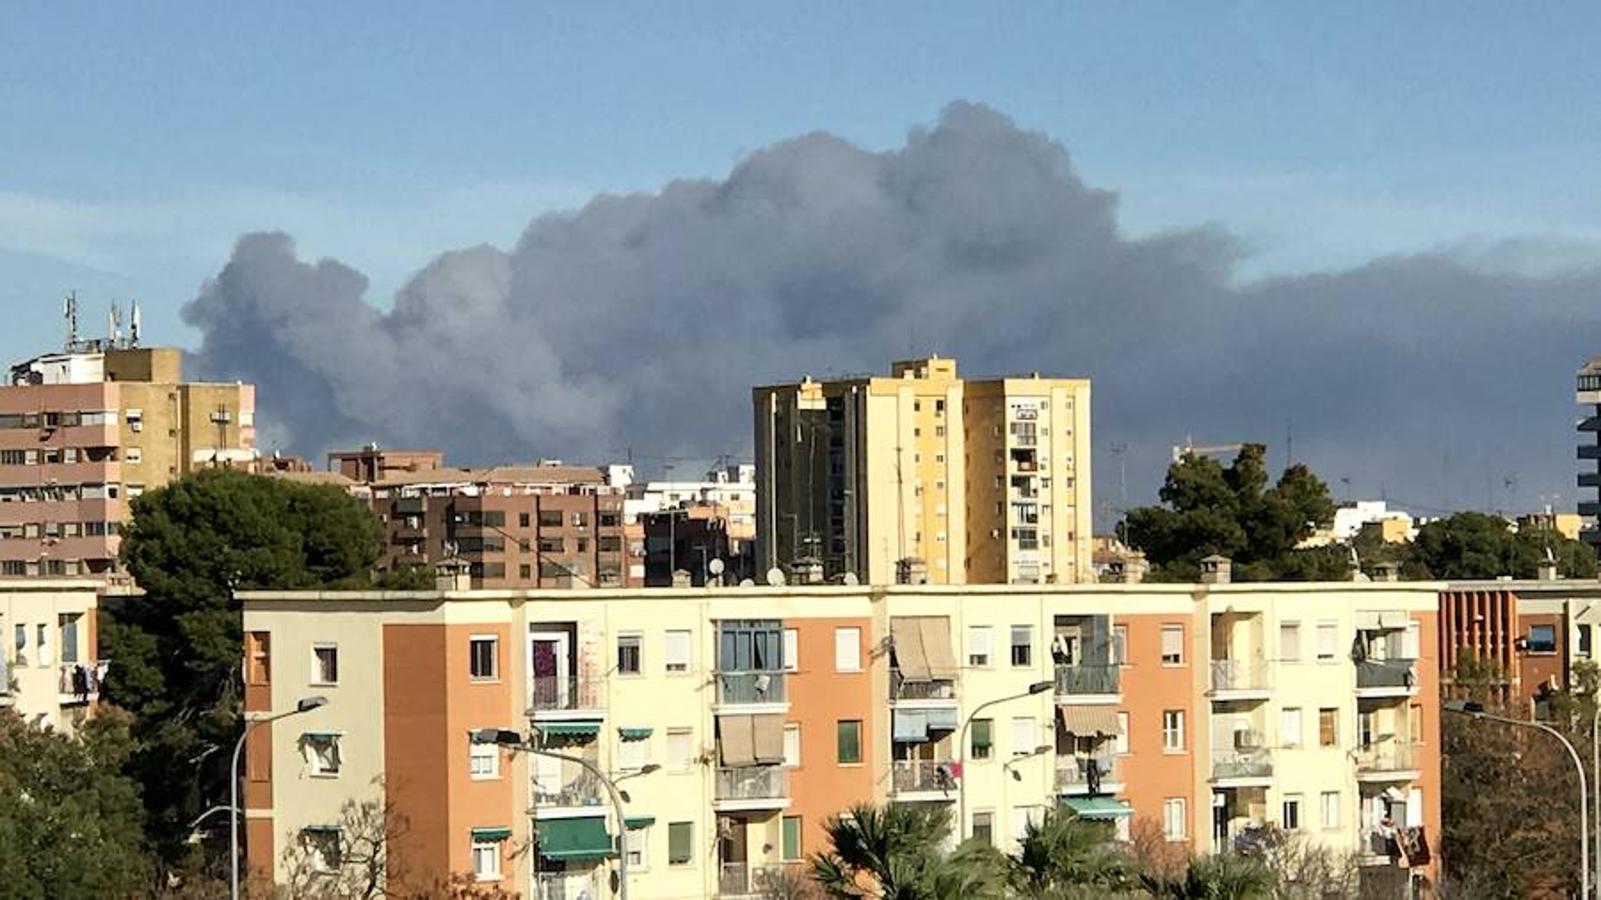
529;630;572;707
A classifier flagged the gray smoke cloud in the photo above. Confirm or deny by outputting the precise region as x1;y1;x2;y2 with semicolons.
183;102;1601;516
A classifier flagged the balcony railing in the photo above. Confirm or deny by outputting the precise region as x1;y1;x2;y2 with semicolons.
890;672;958;701
1054;755;1116;791
892;759;958;795
716;670;787;705
718;863;784;897
714;766;789;802
528;675;601;712
1209;659;1271;693
534;870;600;900
1054;663;1120;696
532;768;605;809
1354;744;1415;773
1356;659;1416;690
1211;748;1273;780
1363;826;1430;866
59;662;102;700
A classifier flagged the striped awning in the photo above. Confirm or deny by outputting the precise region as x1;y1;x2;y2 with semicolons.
1063;797;1132;819
1056;705;1119;737
539;721;601;738
472;826;512;842
618;726;654;741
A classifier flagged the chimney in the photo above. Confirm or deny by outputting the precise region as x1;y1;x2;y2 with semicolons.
1108;551;1149;584
672;568;694;588
434;556;472;592
1199;554;1232;585
895;557;928;586
1371;562;1401;583
1538;561;1561;581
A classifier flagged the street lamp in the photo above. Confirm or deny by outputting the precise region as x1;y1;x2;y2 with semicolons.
957;680;1053;840
472;728;650;900
1446;700;1588;899
232;696;328;900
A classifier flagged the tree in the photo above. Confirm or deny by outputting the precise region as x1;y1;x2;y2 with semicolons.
1410;512;1596;580
1123;445;1337;581
0;707;154;897
810;802;1004;899
1006;808;1133;898
1139;853;1275;900
100;468;387;872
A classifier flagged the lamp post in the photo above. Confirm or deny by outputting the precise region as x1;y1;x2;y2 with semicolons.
1592;705;1600;892
1447;700;1588;898
473;728;651;900
957;680;1053;840
232;696;328;900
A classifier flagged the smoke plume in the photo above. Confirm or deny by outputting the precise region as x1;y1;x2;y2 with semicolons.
183;102;1601;513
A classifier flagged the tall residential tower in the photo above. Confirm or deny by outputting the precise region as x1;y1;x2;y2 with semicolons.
1578;357;1601;555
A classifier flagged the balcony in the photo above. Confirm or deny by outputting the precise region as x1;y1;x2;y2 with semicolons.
891;759;958;798
715;670;788;709
1360;826;1430;868
1581;472;1601;488
717;863;786;898
713;766;790;811
1208;660;1272;701
1354;744;1420;782
1054;755;1118;794
1211;748;1274;787
1581;445;1601;461
532;767;605;813
890;671;958;704
59;661;102;705
527;676;603;719
534;869;601;900
1355;659;1417;698
1054;664;1120;701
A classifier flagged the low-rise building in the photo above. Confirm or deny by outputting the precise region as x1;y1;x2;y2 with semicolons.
240;570;1441;898
1439;577;1601;713
0;579;106;731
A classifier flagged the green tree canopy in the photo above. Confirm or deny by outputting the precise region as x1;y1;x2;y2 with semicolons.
1122;444;1338;581
1409;512;1596;580
100;468;386;872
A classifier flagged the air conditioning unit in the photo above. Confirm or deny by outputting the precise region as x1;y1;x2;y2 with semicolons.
1234;730;1262;750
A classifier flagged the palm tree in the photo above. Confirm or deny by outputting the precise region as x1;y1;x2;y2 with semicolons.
1139;852;1276;900
1006;809;1133;898
810;802;1004;899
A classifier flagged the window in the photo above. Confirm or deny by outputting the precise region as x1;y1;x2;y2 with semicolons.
312;644;338;685
58;613;80;664
1316;623;1338;661
470;742;500;779
781;816;803;861
1280;622;1301;661
625;823;650;868
617;733;650;772
1162;710;1185;751
518;512;530;528
780;723;802;767
1282;795;1302;830
469;636;498;681
12;623;26;665
301;828;342;872
618;634;642;674
783;629;799;671
1409;704;1424;744
837;720;862;764
665;630;692;673
1280;708;1302;747
1319;708;1338;747
1578;625;1591;658
1162;799;1187;841
1160;626;1184;666
1112;625;1127;665
971;718;993;760
667;822;693;865
835;627;861;671
472;840;501;881
36;624;51;666
1114;713;1130;754
1320;792;1340;829
125;447;142;463
1010;625;1033;667
1403;621;1421;659
667;728;694;770
1011;716;1036;755
968;626;993;666
972;811;994;846
304;734;342;776
1012;806;1042;842
1529;624;1557;653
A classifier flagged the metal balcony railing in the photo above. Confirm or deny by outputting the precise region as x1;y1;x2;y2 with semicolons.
718;863;784;897
714;766;789;802
716;670;787;705
1209;659;1271;692
528;675;601;711
1054;663;1120;696
1054;755;1116;791
890;671;958;701
1354;744;1415;773
891;759;958;794
532;768;604;809
534;870;600;900
59;662;102;699
1356;659;1416;690
1211;748;1273;780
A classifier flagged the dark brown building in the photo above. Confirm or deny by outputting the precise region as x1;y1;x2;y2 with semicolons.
641;505;753;586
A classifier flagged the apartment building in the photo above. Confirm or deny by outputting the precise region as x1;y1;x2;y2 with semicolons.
0;579;106;731
240;570;1439;899
325;448;639;589
1438;577;1601;713
0;345;256;577
1579;358;1601;555
753;356;1092;586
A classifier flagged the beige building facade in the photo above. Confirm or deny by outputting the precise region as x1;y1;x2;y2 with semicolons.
0;579;105;731
753;356;1091;585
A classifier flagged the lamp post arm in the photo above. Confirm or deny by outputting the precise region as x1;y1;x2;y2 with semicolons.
518;741;631;900
958;688;1047;842
231;707;314;900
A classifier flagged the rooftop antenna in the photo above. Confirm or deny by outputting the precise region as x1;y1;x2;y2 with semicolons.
63;291;79;350
108;300;122;347
129;301;141;346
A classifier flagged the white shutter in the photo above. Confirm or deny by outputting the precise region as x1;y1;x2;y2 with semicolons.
834;627;861;671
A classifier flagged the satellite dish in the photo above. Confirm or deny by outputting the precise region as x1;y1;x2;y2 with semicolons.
708;558;725;576
841;572;859;586
766;567;786;586
738;578;755;587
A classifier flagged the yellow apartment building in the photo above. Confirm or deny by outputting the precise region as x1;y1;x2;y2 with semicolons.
240;567;1440;899
752;356;1091;586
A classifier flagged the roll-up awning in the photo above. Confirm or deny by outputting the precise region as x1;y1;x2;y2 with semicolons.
718;714;755;767
753;714;787;764
890;618;932;681
893;710;930;743
1063;797;1132;819
919;617;957;675
537;817;615;861
925;707;959;731
1056;705;1120;736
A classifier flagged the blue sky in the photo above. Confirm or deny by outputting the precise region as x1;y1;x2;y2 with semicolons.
4;2;1600;369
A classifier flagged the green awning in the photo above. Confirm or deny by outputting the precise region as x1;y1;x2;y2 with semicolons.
624;816;655;829
538;721;601;738
618;726;654;741
1063;797;1132;819
472;827;512;842
537;817;615;861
